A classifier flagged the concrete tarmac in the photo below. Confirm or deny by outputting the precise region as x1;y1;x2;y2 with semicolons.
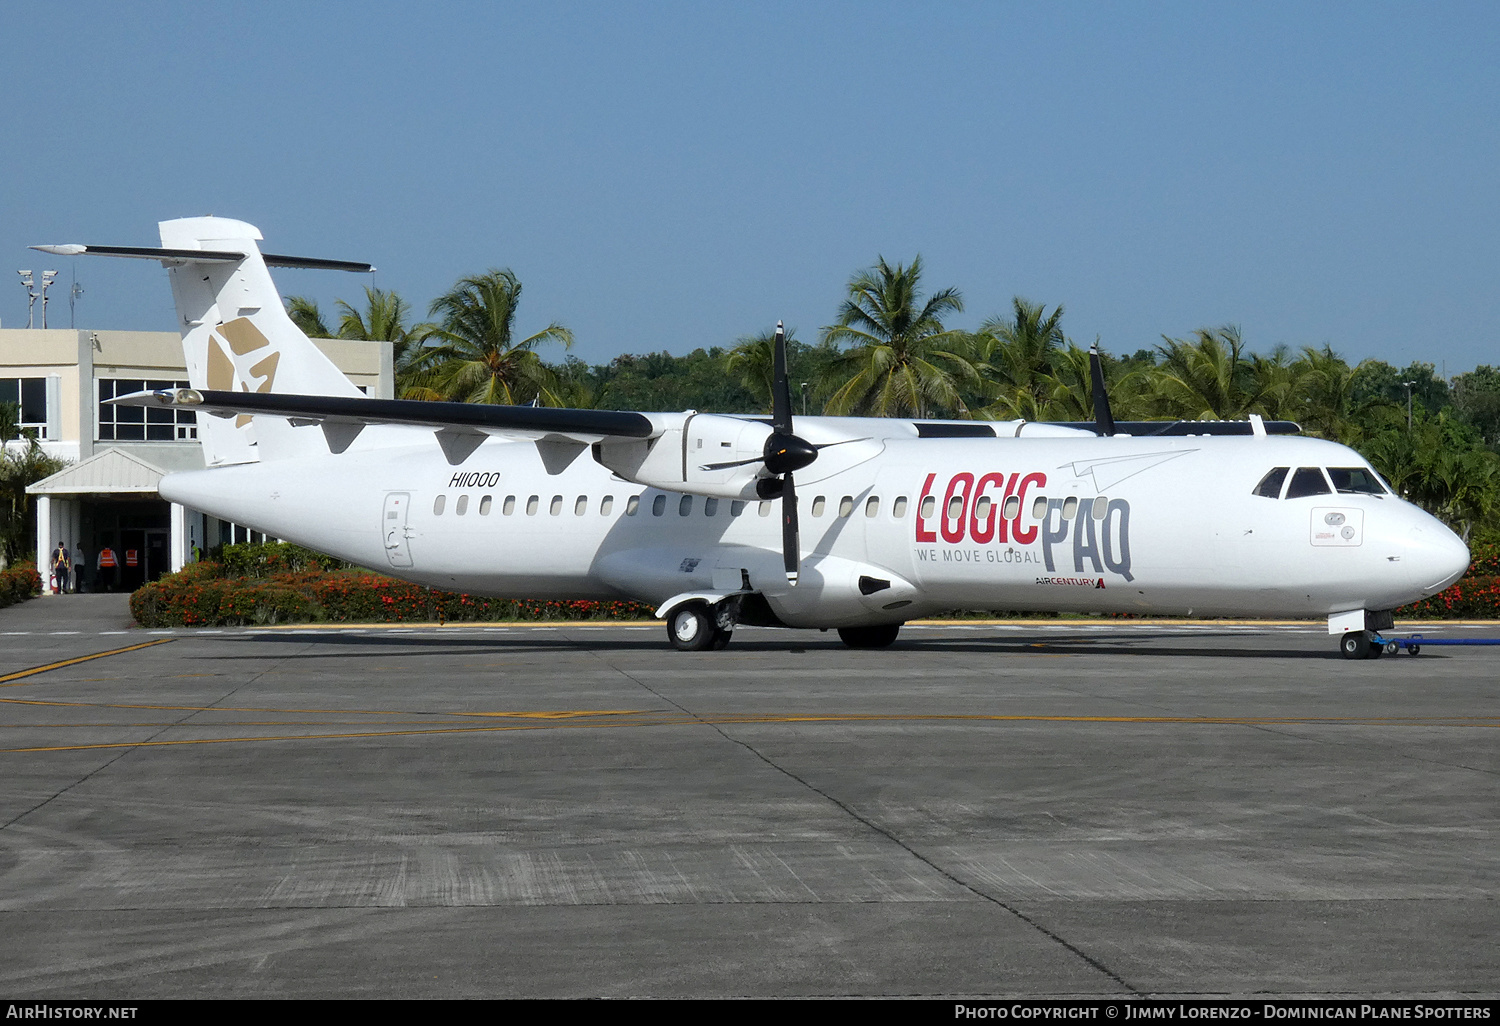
0;599;1497;998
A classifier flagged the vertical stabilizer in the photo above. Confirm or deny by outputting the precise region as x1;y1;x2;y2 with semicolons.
158;217;365;465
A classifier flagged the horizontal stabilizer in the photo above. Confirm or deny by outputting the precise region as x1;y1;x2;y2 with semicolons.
30;244;374;273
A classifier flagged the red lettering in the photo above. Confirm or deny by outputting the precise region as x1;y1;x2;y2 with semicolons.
915;472;938;543
941;473;975;543
1011;472;1046;544
971;472;1005;543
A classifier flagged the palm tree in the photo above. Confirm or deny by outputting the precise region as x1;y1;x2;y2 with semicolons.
286;296;332;338
1151;326;1272;420
819;256;974;418
1291;345;1386;443
725;326;799;412
969;298;1067;420
335;287;433;399
416;270;574;406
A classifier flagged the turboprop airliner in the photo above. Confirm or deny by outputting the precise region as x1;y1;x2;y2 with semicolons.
34;218;1471;658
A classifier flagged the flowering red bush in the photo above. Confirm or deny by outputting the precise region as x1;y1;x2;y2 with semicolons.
0;564;42;608
1397;575;1500;619
131;546;655;627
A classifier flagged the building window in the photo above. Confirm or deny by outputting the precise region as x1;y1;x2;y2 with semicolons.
0;378;47;437
97;379;197;441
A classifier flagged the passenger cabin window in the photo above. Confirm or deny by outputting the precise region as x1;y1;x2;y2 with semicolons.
1060;497;1078;519
1285;467;1332;498
550;495;563;516
758;501;773;517
626;495;640;516
973;496;992;519
1031;496;1048;519
704;498;718;516
455;495;469;515
865;496;880;518
730;500;745;516
811;496;826;517
433;495;446;515
526;495;539;516
574;496;588;516
1091;496;1108;520
479;496;493;516
601;496;614;515
839;496;854;518
1254;467;1290;498
1328;467;1387;495
919;495;935;519
653;495;667;516
679;495;693;516
892;496;908;518
503;495;515;515
1003;495;1020;519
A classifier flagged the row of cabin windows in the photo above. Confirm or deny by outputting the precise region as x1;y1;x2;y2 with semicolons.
431;491;1103;522
1252;466;1389;500
431;493;915;518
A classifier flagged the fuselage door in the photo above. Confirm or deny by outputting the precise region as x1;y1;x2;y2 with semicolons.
383;491;413;568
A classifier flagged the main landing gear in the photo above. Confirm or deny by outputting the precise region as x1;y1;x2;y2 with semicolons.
667;602;733;652
665;600;904;652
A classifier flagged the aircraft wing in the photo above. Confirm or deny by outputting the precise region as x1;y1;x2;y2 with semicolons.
109;388;659;463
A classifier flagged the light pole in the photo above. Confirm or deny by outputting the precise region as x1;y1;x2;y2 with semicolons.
1402;381;1415;433
18;270;36;328
800;382;809;417
69;269;83;329
39;270;57;328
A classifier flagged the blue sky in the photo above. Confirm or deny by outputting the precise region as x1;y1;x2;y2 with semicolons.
2;1;1496;375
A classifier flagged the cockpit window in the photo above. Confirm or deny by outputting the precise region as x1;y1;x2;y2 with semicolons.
1285;466;1332;498
1327;467;1387;495
1253;467;1289;498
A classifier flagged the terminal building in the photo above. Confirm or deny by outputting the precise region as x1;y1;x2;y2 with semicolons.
3;327;392;593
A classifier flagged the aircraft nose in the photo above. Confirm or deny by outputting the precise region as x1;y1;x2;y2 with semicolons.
1404;516;1470;595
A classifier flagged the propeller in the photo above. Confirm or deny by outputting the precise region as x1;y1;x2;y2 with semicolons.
701;323;813;584
1089;341;1116;437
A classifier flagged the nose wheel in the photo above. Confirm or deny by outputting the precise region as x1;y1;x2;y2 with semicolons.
1339;631;1394;659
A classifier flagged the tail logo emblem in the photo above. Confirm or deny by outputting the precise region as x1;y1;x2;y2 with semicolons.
205;318;280;427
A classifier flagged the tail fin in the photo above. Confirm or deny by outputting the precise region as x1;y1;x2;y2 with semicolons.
157;217;366;465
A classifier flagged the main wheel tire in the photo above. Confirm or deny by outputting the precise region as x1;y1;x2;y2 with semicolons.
838;623;902;649
1340;632;1371;660
668;603;715;652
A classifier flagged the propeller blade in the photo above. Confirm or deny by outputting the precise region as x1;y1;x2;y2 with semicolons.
770;321;793;434
781;471;800;585
1089;342;1116;437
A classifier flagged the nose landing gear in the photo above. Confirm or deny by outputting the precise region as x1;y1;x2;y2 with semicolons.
1339;631;1386;659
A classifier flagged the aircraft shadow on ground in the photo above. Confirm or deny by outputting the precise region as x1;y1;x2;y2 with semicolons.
184;629;1383;661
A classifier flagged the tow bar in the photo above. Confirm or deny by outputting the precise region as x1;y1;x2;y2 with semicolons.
1372;634;1500;656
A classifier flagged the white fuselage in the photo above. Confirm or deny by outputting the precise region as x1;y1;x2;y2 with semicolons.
159;424;1470;628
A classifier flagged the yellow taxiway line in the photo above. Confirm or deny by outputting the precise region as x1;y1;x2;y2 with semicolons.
0;639;174;688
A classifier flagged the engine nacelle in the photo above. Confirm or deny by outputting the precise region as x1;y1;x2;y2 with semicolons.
593;413;772;499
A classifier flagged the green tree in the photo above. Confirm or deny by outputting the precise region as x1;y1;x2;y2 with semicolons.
819;256;974;417
416;270;574;405
285;296;332;338
0;430;68;569
1151;326;1277;420
969;298;1066;420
